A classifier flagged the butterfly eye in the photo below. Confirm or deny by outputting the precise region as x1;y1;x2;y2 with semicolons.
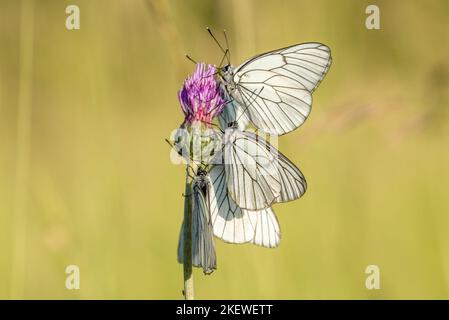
228;121;237;128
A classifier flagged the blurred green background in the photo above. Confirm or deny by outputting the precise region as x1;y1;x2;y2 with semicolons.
1;0;448;299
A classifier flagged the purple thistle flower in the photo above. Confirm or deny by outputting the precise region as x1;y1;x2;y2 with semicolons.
178;63;224;125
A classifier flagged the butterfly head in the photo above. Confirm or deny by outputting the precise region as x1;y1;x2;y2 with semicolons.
222;64;231;72
194;167;210;194
221;64;233;77
196;167;207;178
218;64;235;91
228;121;238;129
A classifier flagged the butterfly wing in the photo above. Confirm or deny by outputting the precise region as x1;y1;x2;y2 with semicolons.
231;43;331;135
177;178;217;274
224;128;281;210
209;164;255;244
224;129;306;205
248;209;281;248
209;164;281;248
273;149;307;203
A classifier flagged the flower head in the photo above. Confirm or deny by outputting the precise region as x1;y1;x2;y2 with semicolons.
178;63;224;124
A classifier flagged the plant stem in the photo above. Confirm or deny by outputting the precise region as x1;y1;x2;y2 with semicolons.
183;177;194;300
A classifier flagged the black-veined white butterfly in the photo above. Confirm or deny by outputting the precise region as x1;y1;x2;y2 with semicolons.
178;167;217;274
207;29;331;136
216;126;307;211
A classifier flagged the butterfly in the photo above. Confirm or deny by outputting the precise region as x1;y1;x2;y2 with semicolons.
208;29;332;136
215;125;307;211
178;167;217;274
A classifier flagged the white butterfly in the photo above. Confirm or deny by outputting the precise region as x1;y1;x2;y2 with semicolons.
178;168;217;274
217;126;307;211
217;42;331;135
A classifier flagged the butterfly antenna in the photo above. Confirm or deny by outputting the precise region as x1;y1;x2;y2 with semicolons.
206;27;229;63
165;138;174;149
203;119;224;133
203;163;211;172
218;49;229;69
211;123;224;134
223;29;231;63
185;54;197;65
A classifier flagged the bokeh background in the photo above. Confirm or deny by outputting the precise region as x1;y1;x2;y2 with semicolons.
1;0;448;299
